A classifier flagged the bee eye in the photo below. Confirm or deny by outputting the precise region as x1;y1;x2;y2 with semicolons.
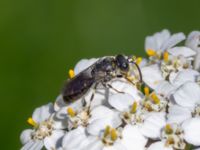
116;54;129;71
122;63;128;68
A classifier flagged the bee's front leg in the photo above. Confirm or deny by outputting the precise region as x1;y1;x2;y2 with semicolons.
101;81;124;94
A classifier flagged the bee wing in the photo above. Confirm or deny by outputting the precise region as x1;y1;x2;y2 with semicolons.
62;59;103;101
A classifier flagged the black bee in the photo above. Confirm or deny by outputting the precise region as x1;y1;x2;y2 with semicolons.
62;54;142;104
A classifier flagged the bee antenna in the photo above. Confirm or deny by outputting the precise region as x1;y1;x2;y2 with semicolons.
129;59;143;83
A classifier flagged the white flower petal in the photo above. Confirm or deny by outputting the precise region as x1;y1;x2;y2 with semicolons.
185;31;200;52
55;107;68;120
167;105;191;124
121;125;147;150
161;32;185;50
55;100;83;120
186;31;200;70
147;141;173;150
52;114;68;129
83;88;107;109
87;114;121;136
74;58;98;75
44;130;65;150
145;29;170;51
54;95;66;111
171;69;199;87
139;58;148;68
168;46;196;57
62;126;87;149
142;64;164;89
103;142;126;150
140;112;166;139
155;81;176;97
21;140;43;150
173;82;200;107
89;106;115;123
20;129;33;145
103;141;128;150
182;118;200;146
169;72;178;84
78;136;99;150
83;139;103;150
110;78;143;101
108;93;135;112
32;103;54;123
33;141;44;150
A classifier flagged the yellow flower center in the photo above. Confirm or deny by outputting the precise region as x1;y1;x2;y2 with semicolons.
165;124;173;134
68;69;75;79
146;49;156;56
136;57;142;65
27;117;38;127
163;51;169;62
151;93;160;104
130;101;138;113
67;107;76;117
144;103;153;111
103;126;118;142
104;125;111;137
110;128;118;141
144;86;150;96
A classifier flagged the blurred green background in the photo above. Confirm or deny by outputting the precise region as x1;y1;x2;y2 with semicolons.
0;0;200;149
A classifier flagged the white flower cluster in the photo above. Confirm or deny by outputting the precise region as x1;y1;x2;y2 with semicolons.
20;29;200;150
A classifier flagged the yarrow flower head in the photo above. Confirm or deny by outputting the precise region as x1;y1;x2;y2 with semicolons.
20;29;200;150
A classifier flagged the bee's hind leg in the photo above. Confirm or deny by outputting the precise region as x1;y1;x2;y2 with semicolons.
88;83;98;111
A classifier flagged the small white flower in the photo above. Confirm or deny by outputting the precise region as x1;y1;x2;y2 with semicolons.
142;91;168;113
108;93;146;126
160;55;192;80
148;123;186;150
87;106;122;136
161;123;186;150
145;29;185;52
20;103;65;150
145;29;185;62
71;125;147;150
56;104;90;130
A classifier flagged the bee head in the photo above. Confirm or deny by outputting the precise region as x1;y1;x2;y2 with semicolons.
115;54;129;72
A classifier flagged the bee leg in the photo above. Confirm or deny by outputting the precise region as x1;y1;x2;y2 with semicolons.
88;83;98;110
124;76;136;86
82;98;87;107
117;74;135;86
102;82;124;94
124;76;142;90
